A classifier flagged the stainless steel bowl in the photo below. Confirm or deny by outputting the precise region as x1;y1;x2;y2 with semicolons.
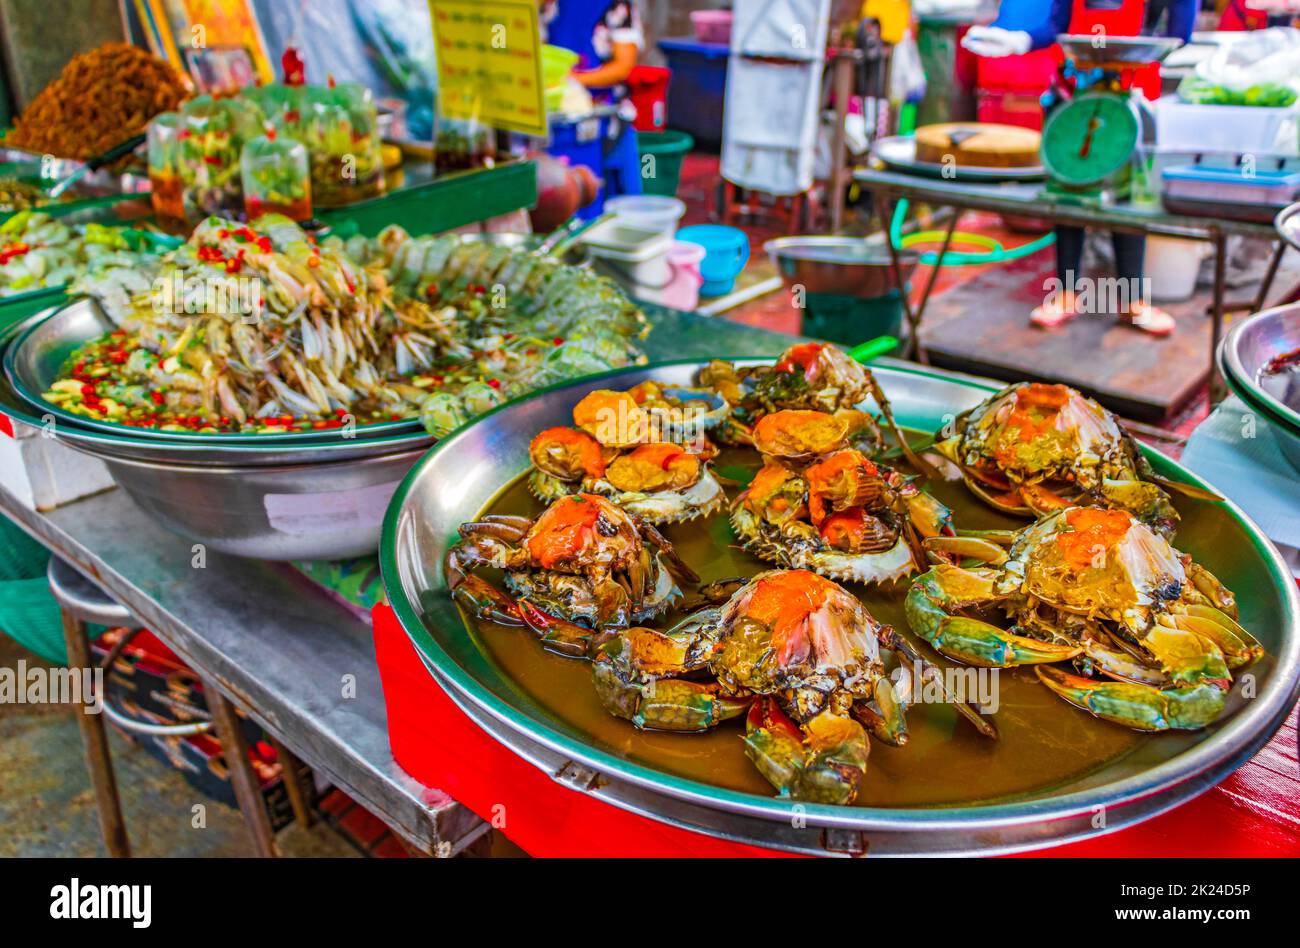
3;298;421;445
382;360;1300;854
67;441;426;560
1277;202;1300;254
1218;302;1300;473
1056;34;1183;65
764;236;918;298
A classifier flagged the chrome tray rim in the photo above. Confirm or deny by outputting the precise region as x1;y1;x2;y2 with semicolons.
382;360;1300;837
872;135;1046;182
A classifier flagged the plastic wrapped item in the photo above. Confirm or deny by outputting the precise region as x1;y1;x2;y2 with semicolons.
147;112;186;229
241;129;312;222
294;84;386;207
434;116;497;173
178;95;264;220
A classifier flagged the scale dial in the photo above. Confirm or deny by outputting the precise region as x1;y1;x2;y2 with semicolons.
1040;91;1140;189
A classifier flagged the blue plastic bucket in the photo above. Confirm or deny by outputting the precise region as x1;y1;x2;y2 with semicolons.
677;224;749;296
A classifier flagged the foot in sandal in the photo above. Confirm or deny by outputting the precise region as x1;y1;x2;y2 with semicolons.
1030;290;1076;328
1118;301;1175;337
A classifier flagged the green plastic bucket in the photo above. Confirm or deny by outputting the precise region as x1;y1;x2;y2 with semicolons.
637;130;694;197
801;288;906;348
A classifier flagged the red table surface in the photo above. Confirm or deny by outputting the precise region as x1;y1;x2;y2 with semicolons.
373;604;1300;858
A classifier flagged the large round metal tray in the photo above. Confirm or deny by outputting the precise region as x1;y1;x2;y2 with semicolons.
1276;201;1300;254
3;298;421;445
381;360;1300;853
872;136;1045;182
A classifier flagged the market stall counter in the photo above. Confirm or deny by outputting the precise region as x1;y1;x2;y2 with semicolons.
0;307;801;857
855;166;1287;418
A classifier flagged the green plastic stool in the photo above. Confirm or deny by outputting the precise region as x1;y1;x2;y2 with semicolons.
0;515;65;664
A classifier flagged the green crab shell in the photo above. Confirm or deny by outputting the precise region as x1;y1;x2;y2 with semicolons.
528;467;727;525
729;506;918;586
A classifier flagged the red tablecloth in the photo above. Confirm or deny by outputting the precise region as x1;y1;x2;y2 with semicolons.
373;604;1300;857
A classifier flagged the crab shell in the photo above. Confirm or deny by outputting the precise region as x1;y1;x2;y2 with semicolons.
712;570;890;719
528;464;727;525
997;506;1190;637
730;502;918;585
936;383;1148;499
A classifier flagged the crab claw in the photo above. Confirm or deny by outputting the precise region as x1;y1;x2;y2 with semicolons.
450;574;523;626
1036;666;1226;731
905;566;1084;667
744;699;870;805
516;599;594;658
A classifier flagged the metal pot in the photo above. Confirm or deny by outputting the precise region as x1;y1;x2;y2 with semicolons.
764;236;918;298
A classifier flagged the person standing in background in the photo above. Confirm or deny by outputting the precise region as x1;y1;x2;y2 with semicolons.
963;0;1196;336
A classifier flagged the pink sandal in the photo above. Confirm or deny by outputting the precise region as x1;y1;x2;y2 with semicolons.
1030;291;1077;329
1118;302;1175;337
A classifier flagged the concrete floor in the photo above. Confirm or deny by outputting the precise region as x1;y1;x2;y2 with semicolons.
0;632;357;858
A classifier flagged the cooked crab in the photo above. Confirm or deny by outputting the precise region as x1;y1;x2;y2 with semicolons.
934;382;1217;536
591;569;992;805
699;342;936;474
445;493;700;652
730;410;956;585
527;388;728;524
906;506;1263;731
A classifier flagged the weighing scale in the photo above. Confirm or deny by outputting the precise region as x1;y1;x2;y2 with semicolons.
1039;35;1183;204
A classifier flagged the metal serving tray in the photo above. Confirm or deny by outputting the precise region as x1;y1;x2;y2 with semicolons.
872;136;1045;182
4;298;420;446
1217;302;1300;474
381;361;1300;854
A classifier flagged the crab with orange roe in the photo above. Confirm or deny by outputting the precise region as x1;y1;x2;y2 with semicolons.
590;569;993;804
730;410;957;585
526;387;728;524
445;493;699;653
907;506;1262;731
933;382;1217;537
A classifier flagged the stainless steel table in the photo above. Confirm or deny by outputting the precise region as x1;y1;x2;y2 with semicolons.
0;308;801;857
854;167;1286;381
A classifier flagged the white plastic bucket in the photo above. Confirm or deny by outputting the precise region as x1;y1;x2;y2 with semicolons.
1146;235;1206;302
604;195;687;239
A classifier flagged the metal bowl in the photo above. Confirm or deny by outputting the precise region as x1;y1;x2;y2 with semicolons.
3;298;422;445
764;236;919;298
1277;202;1300;254
457;232;593;269
1217;302;1300;473
67;440;426;560
1056;34;1184;65
381;360;1300;854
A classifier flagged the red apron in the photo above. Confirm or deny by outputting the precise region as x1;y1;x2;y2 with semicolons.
1068;0;1162;99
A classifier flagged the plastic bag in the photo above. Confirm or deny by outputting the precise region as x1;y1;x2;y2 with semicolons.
888;30;927;105
1182;27;1300;107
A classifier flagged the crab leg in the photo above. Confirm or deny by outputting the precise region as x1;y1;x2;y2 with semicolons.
906;566;1084;667
878;626;999;740
1175;605;1263;669
1036;666;1226;731
515;600;596;658
864;374;942;481
744;699;870;805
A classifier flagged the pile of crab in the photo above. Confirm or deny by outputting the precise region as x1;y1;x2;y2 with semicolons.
442;345;1265;807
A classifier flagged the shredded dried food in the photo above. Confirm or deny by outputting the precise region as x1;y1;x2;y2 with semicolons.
4;44;190;161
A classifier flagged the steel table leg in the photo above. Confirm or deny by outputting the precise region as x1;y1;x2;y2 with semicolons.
879;195;923;362
268;735;315;830
60;609;130;858
203;681;279;857
1250;239;1286;313
1210;232;1229;404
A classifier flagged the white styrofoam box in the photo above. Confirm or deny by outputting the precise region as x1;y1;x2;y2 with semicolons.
1153;96;1299;157
0;418;115;511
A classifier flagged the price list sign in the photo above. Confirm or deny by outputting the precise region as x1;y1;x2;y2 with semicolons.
430;0;548;138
